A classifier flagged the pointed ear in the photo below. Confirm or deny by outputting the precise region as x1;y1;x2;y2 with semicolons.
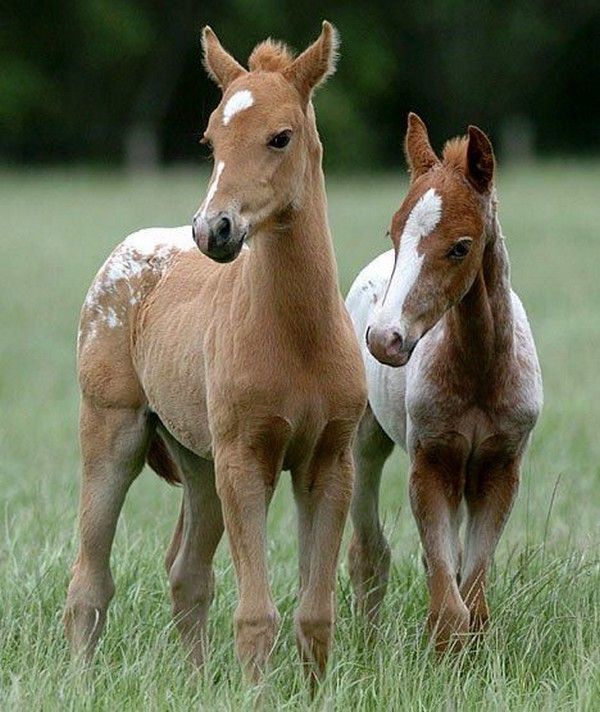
284;21;339;105
405;112;440;179
466;125;495;192
202;26;247;91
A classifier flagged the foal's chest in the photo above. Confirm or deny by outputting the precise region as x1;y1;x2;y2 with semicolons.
406;374;537;460
208;339;366;469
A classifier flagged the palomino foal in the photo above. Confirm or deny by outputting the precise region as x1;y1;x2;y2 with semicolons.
64;23;366;681
346;114;542;650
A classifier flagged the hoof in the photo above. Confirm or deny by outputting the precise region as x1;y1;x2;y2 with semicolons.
427;602;470;653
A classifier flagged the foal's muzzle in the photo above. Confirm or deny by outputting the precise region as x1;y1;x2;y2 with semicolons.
366;325;417;367
192;211;246;263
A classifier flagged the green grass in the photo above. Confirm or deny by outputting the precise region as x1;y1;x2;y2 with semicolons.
1;163;599;710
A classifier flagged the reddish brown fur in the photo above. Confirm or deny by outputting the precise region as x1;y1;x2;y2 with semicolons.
405;112;440;178
146;433;180;485
348;114;542;653
442;136;469;172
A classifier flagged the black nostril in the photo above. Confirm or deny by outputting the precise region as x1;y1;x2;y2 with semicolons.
365;326;371;345
389;331;403;352
214;215;231;243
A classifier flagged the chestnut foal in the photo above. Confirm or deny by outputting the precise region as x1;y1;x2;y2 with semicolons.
64;23;366;681
346;114;542;651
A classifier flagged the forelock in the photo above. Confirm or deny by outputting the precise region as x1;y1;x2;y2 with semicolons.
442;137;469;173
248;39;295;73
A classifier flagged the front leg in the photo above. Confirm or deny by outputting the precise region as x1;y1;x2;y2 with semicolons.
461;450;521;633
214;443;280;683
409;441;469;652
292;424;354;684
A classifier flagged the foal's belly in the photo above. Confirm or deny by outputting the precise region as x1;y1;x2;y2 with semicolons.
134;282;214;457
138;341;213;458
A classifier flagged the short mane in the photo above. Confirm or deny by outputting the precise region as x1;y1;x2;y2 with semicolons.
442;136;468;172
248;39;295;73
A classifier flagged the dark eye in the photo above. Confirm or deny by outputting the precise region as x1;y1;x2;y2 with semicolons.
268;130;292;150
447;238;472;260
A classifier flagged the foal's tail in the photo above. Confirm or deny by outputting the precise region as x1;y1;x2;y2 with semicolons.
146;433;181;485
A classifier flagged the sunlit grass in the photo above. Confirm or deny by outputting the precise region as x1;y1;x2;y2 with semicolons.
0;163;599;709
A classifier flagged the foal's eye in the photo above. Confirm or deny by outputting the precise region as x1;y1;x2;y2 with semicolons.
447;238;473;260
268;130;292;150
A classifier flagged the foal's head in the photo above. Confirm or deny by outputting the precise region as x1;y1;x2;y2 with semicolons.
192;22;338;262
367;113;496;367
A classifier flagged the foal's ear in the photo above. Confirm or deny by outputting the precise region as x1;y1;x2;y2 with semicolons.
405;113;440;179
466;125;495;193
284;21;339;105
202;26;247;91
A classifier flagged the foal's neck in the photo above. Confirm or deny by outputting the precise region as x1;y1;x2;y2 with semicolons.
446;201;514;379
244;129;340;351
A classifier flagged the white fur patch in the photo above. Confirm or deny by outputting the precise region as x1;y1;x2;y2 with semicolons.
345;250;408;445
222;90;254;126
379;188;442;325
200;161;224;219
124;225;195;256
79;226;195;347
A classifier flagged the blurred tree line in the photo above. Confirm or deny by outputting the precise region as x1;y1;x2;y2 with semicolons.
1;0;598;170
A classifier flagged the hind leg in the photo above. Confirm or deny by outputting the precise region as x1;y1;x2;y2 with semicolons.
64;400;150;658
164;501;184;575
163;443;224;667
348;405;394;621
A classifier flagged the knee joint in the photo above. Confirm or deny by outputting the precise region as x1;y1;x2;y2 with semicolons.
295;609;334;644
169;568;214;608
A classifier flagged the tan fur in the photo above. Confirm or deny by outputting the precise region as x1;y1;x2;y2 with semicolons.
283;21;339;104
202;26;246;90
64;23;366;684
248;39;294;72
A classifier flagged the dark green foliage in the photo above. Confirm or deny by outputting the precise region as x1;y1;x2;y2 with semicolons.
1;1;599;167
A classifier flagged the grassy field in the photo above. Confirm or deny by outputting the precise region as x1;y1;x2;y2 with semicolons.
1;163;599;710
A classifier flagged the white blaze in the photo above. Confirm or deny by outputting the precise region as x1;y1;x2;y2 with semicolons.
222;90;254;125
377;188;442;326
200;161;225;218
